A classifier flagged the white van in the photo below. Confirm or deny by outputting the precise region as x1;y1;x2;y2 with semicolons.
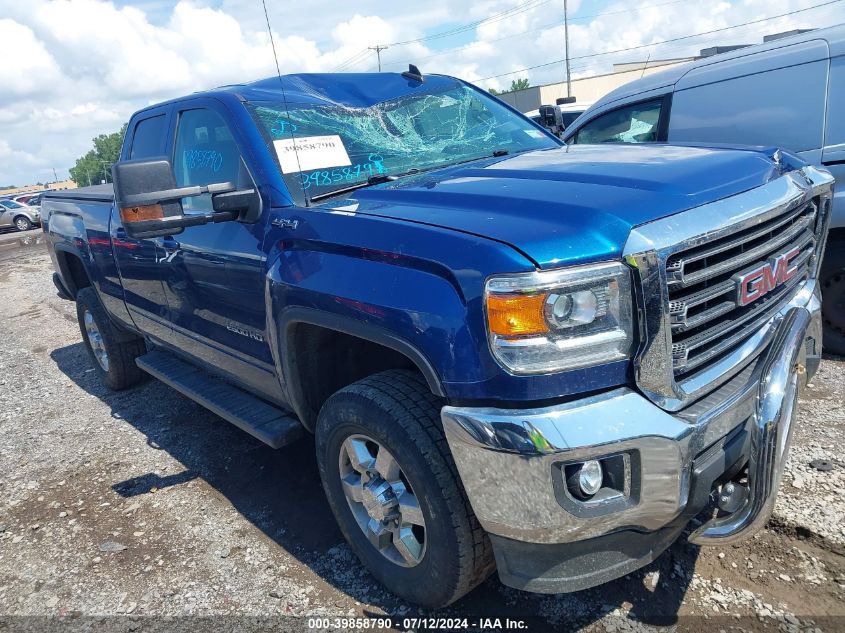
563;24;845;354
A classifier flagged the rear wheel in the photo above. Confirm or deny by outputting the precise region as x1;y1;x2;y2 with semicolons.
821;241;845;355
14;216;32;232
315;370;494;607
76;287;147;390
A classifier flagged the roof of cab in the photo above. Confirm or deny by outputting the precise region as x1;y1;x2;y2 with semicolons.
135;72;463;116
592;23;845;110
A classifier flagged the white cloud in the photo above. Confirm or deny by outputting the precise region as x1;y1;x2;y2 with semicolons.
0;19;62;101
0;0;840;185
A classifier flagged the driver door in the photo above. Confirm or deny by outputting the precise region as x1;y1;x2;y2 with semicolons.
152;102;282;403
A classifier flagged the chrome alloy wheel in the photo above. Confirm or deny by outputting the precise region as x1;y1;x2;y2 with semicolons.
339;434;427;567
83;309;109;371
15;218;29;231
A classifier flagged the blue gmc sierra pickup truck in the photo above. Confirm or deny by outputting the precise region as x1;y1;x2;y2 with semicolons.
43;70;834;607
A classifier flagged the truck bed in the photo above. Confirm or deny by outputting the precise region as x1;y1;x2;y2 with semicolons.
43;184;114;203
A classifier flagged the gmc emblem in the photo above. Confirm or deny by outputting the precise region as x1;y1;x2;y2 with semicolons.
735;247;801;306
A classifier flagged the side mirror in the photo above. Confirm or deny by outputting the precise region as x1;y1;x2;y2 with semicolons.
538;105;564;138
112;158;260;239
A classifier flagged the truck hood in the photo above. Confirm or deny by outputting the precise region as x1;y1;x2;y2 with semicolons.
334;144;784;269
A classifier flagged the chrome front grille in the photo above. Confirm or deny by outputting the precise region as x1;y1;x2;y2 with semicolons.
623;165;834;412
666;201;817;378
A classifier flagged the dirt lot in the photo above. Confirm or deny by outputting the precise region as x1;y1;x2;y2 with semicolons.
1;238;844;632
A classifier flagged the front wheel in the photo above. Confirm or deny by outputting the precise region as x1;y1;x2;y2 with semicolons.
315;370;494;608
14;216;32;232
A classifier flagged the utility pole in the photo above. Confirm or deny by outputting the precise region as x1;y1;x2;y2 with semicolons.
564;0;572;98
369;45;388;72
52;167;58;182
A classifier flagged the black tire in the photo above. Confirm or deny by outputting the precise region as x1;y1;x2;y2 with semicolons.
315;370;494;608
14;216;32;232
76;287;147;390
821;240;845;355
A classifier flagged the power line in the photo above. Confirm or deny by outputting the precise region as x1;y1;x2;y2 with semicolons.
338;0;689;73
379;0;693;71
388;0;554;47
478;0;844;81
334;0;553;71
334;48;373;71
277;0;550;58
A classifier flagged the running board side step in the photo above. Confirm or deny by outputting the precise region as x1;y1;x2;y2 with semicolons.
136;349;304;449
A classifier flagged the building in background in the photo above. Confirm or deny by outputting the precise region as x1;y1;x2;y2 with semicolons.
496;57;695;112
496;57;698;112
0;180;77;197
495;30;810;113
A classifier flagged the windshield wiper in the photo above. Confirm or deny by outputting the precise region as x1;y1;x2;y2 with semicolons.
308;173;399;203
307;151;509;204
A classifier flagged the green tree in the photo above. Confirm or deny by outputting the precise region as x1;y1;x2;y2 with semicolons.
510;78;530;91
489;78;530;96
69;123;128;187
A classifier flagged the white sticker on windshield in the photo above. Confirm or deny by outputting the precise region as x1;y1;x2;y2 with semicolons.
524;129;545;138
273;135;352;174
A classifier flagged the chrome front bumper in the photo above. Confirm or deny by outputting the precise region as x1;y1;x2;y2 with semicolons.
442;281;821;553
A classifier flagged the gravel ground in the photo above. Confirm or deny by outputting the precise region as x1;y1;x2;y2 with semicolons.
0;240;844;632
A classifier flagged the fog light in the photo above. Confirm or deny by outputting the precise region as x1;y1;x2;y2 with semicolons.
577;460;603;496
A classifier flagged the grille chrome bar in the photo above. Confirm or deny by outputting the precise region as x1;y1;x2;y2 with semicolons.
667;211;814;289
670;236;815;334
669;219;815;375
670;279;735;316
673;272;806;374
623;165;834;413
665;202;810;282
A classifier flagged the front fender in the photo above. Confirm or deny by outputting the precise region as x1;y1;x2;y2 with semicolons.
266;242;485;393
263;208;632;413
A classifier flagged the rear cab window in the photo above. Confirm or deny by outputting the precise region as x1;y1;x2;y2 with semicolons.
129;114;167;159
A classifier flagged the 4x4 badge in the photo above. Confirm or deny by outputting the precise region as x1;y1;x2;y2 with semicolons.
272;217;299;229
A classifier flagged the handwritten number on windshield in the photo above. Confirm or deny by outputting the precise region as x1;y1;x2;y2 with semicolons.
300;153;385;190
271;120;298;137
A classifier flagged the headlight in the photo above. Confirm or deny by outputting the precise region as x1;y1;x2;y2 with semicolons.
485;261;634;374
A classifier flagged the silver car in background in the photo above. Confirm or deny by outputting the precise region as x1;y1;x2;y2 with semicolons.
0;199;41;231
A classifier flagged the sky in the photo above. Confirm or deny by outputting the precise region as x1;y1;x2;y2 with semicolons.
0;0;842;186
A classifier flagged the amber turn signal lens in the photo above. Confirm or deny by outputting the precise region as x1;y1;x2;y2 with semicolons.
119;204;164;223
487;293;548;336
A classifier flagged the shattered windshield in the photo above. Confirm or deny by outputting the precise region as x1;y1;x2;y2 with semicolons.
249;82;558;203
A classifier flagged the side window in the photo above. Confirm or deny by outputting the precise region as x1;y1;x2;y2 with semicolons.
129;115;167;159
573;99;663;144
173;108;243;211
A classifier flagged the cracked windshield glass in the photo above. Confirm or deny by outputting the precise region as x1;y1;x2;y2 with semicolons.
250;82;558;203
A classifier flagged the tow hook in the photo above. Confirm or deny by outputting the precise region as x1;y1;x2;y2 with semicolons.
717;481;749;514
